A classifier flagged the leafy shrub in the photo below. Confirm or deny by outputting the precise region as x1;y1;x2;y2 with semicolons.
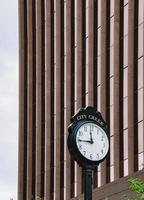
35;197;44;200
126;178;144;200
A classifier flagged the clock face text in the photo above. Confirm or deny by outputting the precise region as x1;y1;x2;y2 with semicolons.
76;122;109;161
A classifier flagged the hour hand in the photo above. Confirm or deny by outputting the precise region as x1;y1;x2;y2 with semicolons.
78;139;93;144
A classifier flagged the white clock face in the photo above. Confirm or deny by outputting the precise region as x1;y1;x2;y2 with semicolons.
76;122;109;161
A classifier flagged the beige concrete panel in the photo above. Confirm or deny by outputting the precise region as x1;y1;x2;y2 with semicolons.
75;0;83;196
98;0;107;186
143;43;144;157
36;0;42;196
112;0;120;180
99;0;106;127
45;0;51;199
143;21;144;156
75;0;82;92
18;0;26;199
26;0;34;199
65;0;72;199
127;0;134;174
85;0;94;106
55;0;61;199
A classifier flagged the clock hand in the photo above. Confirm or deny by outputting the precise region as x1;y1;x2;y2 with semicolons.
90;127;94;144
78;139;93;144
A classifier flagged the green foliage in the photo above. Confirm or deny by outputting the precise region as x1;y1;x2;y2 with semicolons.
35;197;44;200
125;178;144;200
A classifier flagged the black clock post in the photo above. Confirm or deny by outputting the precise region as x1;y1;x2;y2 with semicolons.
83;167;93;200
67;106;109;200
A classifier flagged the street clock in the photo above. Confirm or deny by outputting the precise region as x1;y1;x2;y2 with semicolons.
67;106;109;169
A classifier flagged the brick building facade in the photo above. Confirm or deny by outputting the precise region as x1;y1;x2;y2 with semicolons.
18;0;144;199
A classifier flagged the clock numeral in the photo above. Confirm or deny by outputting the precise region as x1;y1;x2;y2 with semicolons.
90;154;93;159
101;149;104;154
79;131;83;136
96;153;100;158
91;125;94;131
83;151;86;155
84;126;87;132
79;144;82;150
97;130;99;135
103;143;105;148
101;136;104;141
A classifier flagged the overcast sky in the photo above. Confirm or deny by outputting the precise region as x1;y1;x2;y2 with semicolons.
0;0;18;200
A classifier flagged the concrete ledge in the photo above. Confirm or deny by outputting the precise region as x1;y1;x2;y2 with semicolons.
72;169;144;200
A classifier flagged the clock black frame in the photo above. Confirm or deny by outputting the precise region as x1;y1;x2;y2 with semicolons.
67;106;109;169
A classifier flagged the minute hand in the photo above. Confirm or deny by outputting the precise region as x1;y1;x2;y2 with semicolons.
78;139;93;144
90;130;94;144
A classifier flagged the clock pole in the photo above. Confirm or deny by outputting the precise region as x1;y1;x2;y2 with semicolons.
83;167;93;200
67;106;109;200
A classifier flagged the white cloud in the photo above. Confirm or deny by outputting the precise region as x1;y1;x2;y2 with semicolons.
0;0;18;200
